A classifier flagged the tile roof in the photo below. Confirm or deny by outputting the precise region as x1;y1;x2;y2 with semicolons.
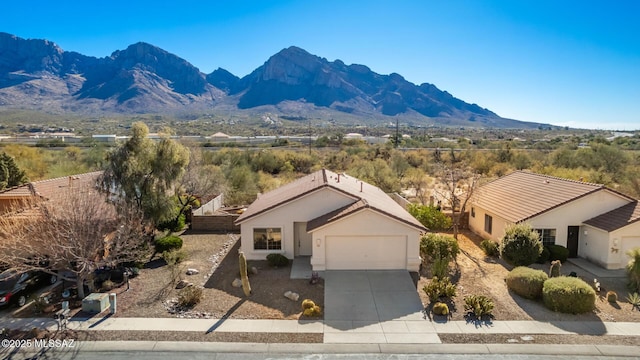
472;171;633;223
0;171;103;202
583;201;640;232
236;169;425;231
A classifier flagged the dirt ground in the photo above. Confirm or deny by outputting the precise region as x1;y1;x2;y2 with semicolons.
418;230;640;322
113;231;325;320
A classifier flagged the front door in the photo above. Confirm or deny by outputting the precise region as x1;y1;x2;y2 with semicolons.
294;222;312;256
567;226;579;258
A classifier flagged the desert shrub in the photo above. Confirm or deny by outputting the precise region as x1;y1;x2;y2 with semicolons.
506;266;548;299
178;286;203;307
420;234;459;276
157;213;186;232
548;245;570;263
162;249;187;265
627;248;640;292
606;290;618;303
423;276;457;302
463;295;494;317
627;292;640;310
407;204;452;231
499;223;543;266
266;253;289;267
420;234;460;261
542;276;596;314
432;302;449;316
155;235;183;253
536;247;550;264
480;239;499;257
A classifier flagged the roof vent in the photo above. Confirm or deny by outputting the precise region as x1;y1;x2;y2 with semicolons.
543;180;550;184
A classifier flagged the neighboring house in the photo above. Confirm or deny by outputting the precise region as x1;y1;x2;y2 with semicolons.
235;169;426;271
469;171;639;269
0;171;103;214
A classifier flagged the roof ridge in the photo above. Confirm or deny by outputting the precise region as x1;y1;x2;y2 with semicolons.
28;170;103;186
513;170;603;187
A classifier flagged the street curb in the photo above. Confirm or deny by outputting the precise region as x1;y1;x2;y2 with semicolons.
4;341;640;357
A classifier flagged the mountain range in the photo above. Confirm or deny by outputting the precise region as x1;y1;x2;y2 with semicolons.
0;32;548;128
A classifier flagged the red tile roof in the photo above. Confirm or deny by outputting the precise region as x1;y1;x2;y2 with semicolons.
584;201;640;232
236;169;425;231
0;171;103;203
472;171;634;223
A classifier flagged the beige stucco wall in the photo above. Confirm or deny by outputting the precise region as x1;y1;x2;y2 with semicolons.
580;224;611;268
239;188;355;260
310;209;422;271
608;221;640;269
470;189;631;248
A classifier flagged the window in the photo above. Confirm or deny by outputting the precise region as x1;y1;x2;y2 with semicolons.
484;214;493;234
535;229;556;247
471;207;475;218
253;228;282;250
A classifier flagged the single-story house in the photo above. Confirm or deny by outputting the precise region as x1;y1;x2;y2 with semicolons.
235;169;426;271
469;171;639;269
0;171;103;214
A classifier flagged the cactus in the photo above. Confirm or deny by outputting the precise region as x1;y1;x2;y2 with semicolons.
433;302;449;315
549;260;561;278
239;251;251;297
606;290;618;303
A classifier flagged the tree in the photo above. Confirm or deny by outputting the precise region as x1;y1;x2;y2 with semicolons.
0;191;148;299
0;152;28;190
100;122;190;226
433;150;480;239
407;204;452;231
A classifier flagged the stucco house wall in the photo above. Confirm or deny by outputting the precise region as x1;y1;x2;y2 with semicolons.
239;187;354;260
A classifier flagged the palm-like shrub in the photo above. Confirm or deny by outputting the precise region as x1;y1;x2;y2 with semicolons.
499;223;543;266
627;248;640;292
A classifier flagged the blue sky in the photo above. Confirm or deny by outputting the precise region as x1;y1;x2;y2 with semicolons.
3;1;639;130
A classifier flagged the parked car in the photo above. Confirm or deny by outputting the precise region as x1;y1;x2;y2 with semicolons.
0;270;58;307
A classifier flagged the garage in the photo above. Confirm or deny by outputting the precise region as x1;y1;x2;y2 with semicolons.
325;235;407;270
622;236;640;263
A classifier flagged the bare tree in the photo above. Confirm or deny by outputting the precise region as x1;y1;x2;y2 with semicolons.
434;150;481;239
0;190;149;299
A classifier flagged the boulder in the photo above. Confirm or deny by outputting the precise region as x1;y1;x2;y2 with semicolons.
175;280;192;289
232;278;242;288
250;267;258;275
284;291;299;301
186;268;200;275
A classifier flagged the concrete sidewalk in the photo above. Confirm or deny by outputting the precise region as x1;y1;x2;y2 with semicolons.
2;316;640;337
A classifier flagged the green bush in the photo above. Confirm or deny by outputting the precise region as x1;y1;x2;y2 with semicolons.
423;276;457;302
506;266;548;299
101;280;116;291
420;233;460;265
407;204;452;231
480;239;499;257
178;286;203;308
499;223;543;266
548;245;570;263
266;253;289;267
157;214;186;232
432;302;449;315
155;235;183;253
627;248;640;292
463;295;494;317
536;247;550;264
542;276;596;314
302;299;316;310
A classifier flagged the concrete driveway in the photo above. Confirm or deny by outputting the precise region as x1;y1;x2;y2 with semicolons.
323;270;438;344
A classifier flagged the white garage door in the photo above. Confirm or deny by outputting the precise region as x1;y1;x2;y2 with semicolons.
325;236;407;270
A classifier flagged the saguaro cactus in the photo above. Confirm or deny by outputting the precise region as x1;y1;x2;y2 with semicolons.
549;260;561;278
239;251;251;297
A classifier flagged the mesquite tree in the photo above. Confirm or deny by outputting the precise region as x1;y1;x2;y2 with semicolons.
0;191;148;299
